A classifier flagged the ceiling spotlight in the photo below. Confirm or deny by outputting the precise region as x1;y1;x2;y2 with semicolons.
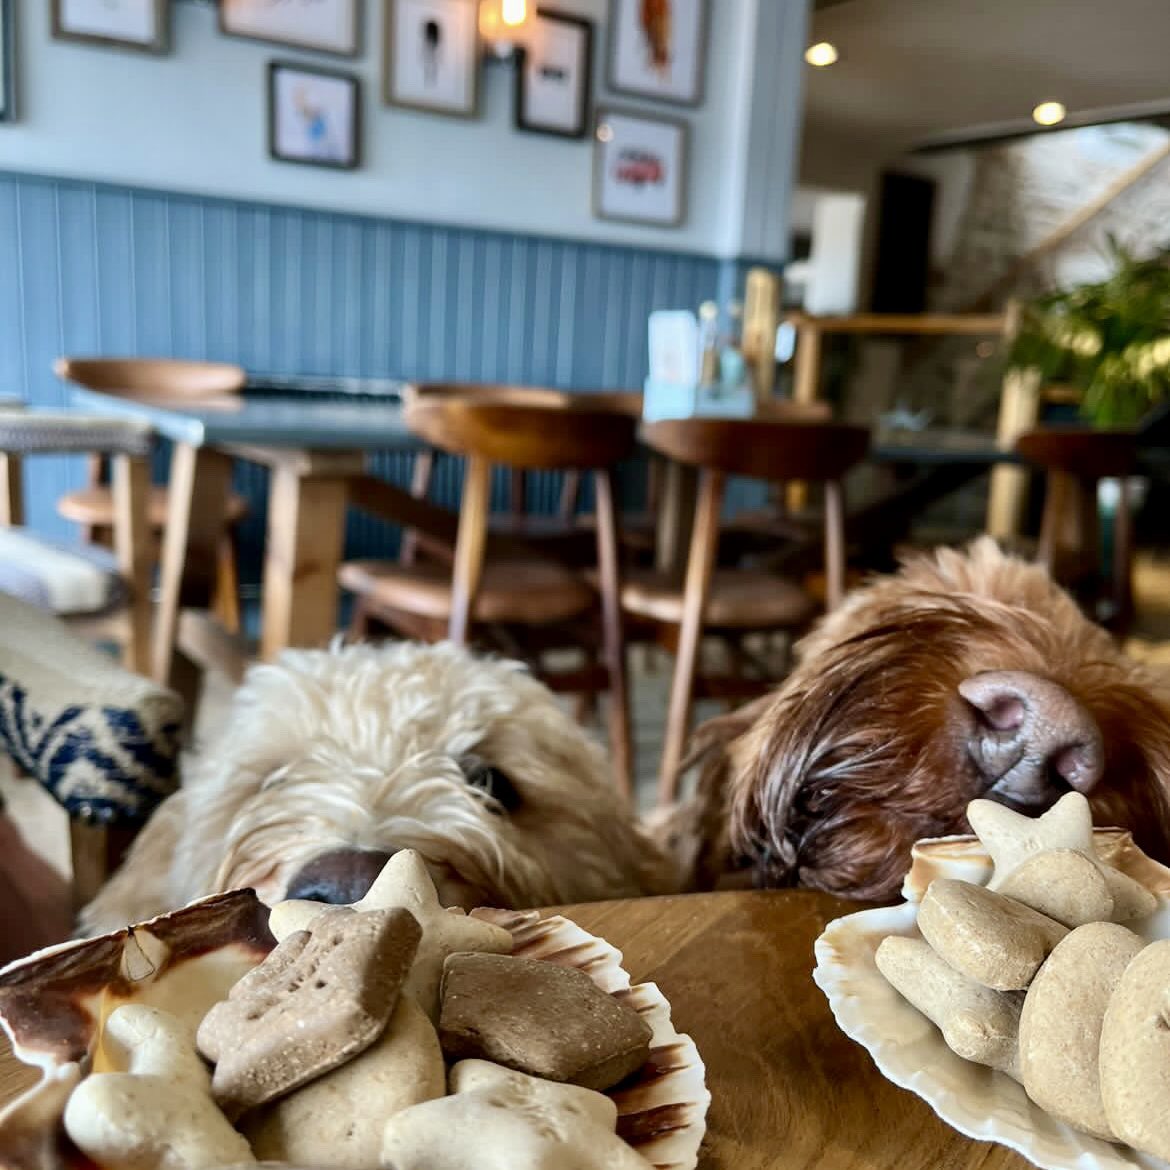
1032;101;1067;127
805;41;839;67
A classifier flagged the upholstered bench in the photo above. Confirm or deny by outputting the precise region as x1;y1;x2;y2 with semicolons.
0;591;182;907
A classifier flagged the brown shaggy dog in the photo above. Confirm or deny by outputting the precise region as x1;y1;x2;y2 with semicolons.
662;538;1170;901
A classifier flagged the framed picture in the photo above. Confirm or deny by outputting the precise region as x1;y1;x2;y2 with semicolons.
269;61;361;170
384;0;479;118
593;108;687;228
0;0;13;123
515;9;592;139
607;0;706;107
51;0;169;54
220;0;362;57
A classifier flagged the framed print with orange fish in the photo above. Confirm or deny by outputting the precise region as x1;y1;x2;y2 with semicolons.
607;0;706;107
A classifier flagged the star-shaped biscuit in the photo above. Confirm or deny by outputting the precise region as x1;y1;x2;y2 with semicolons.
380;1059;652;1169
269;850;512;1019
968;792;1155;923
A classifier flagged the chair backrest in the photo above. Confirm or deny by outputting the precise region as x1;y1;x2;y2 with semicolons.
642;417;869;483
1016;426;1139;481
406;395;638;470
54;357;247;400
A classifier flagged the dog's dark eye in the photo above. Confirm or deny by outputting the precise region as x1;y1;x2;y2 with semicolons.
462;760;522;813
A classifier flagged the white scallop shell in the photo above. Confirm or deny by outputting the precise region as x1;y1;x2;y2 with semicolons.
813;828;1170;1170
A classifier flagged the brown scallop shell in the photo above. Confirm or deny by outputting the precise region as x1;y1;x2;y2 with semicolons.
0;898;708;1170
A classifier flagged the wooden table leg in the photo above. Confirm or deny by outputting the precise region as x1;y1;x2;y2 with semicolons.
656;460;698;577
152;444;235;688
260;464;350;660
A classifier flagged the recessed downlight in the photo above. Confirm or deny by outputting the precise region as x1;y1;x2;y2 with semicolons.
1032;101;1067;127
805;42;839;67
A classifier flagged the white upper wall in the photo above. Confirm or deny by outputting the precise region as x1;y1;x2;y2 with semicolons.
0;0;802;258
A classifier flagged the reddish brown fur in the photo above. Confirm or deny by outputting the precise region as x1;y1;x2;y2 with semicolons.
662;539;1170;901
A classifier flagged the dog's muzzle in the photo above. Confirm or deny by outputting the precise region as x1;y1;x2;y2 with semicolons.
955;670;1105;808
283;848;398;905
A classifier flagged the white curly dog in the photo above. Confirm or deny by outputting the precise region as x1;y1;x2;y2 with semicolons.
82;641;673;934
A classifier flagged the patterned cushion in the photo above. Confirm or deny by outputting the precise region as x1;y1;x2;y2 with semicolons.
0;528;126;616
0;594;181;826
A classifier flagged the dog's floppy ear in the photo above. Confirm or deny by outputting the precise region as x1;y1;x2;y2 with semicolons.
645;694;776;890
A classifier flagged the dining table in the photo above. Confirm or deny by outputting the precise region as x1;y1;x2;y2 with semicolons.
67;377;1031;689
0;888;1033;1168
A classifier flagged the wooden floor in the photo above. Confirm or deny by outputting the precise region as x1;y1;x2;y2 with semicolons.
7;552;1170;884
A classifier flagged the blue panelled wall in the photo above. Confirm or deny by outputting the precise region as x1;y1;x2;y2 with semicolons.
0;170;732;577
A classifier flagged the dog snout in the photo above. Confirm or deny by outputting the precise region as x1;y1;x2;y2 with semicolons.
956;670;1105;806
283;847;397;905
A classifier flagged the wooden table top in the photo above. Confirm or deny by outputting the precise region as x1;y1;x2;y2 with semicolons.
0;890;1031;1169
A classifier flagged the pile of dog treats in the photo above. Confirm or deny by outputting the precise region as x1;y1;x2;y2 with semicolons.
877;791;1170;1159
60;850;655;1169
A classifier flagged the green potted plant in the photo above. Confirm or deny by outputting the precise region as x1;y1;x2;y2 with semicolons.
1007;238;1170;428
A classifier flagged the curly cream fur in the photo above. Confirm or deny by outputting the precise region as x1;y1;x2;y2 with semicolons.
82;641;673;934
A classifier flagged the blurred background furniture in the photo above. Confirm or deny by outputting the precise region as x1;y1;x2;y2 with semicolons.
623;417;871;800
0;590;182;923
53;358;249;635
341;393;638;791
0;412;156;674
1016;426;1140;633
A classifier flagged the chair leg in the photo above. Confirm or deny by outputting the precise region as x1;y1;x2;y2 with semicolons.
213;526;243;636
348;596;373;642
658;470;724;806
69;820;139;914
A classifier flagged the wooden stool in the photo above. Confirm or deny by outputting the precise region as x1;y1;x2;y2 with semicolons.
1016;427;1139;632
53;357;249;633
341;394;638;793
623;417;870;804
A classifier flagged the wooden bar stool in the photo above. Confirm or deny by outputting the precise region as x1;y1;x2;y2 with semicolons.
625;417;870;804
1016;426;1139;632
53;357;249;632
340;394;638;792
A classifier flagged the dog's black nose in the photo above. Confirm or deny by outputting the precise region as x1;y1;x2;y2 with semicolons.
283;848;397;905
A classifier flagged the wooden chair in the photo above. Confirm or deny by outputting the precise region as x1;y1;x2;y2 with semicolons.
399;384;653;567
1016;427;1139;632
340;395;638;791
625;418;870;803
53;357;249;632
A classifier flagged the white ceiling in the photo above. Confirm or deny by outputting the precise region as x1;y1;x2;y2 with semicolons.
805;0;1170;154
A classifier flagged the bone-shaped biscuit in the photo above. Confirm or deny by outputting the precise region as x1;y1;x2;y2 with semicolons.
63;1004;254;1170
197;905;420;1117
918;878;1067;991
269;850;511;1020
380;1059;652;1169
875;936;1023;1078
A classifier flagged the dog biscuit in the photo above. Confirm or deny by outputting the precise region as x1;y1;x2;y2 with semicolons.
63;1004;254;1170
380;1059;651;1169
269;849;512;1020
197;904;420;1117
438;953;652;1091
917;878;1067;990
1019;921;1145;1139
968;792;1095;889
995;849;1115;928
244;993;445;1166
875;936;1023;1078
1100;939;1170;1160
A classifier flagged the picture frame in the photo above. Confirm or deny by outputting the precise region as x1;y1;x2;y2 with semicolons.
515;9;592;140
0;0;13;123
50;0;169;54
383;0;479;119
268;61;361;171
220;0;362;58
593;107;687;228
607;0;707;107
